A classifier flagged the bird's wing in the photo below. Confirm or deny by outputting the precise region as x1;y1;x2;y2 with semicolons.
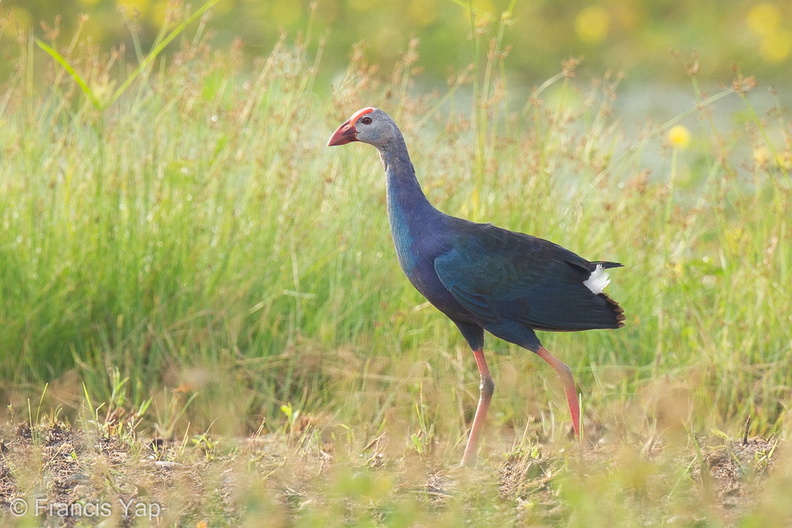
433;222;622;331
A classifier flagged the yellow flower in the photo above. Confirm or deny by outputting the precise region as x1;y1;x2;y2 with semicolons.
759;30;792;62
575;6;610;44
746;3;791;62
667;125;691;149
747;3;781;37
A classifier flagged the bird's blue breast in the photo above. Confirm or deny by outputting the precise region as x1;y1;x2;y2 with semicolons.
387;199;434;283
386;193;474;322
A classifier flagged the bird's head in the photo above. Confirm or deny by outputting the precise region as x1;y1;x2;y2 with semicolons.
327;107;396;148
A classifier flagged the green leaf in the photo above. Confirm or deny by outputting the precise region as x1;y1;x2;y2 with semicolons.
107;0;224;107
34;38;102;109
35;0;224;110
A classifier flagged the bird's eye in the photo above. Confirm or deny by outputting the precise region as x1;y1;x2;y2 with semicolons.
360;116;373;125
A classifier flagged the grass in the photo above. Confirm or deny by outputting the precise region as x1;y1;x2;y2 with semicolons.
1;5;792;526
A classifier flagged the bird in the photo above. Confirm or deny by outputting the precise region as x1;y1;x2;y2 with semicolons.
328;107;624;465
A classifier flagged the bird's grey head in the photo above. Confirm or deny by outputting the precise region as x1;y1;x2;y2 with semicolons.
327;107;398;149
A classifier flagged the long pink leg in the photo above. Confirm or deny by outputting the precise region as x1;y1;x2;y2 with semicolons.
462;348;494;466
536;346;580;437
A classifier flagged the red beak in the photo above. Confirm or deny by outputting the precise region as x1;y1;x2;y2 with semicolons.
327;120;358;146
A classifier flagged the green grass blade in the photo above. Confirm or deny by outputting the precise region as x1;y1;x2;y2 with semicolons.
107;0;223;107
34;38;102;109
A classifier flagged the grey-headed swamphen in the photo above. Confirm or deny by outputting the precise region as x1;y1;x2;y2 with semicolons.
328;107;625;465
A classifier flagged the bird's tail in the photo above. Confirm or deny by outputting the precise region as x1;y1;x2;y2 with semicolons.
598;292;626;328
591;261;625;328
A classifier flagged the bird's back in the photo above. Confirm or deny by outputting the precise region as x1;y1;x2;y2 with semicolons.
432;219;624;335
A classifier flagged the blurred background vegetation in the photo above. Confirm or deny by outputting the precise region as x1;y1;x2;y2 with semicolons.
2;0;790;88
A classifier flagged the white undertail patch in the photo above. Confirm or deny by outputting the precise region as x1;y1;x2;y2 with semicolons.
583;264;611;294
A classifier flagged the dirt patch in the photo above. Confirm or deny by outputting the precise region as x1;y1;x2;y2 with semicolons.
0;420;784;526
0;422;188;526
695;436;778;518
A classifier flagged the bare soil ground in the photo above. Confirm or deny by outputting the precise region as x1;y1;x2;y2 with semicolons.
0;420;781;526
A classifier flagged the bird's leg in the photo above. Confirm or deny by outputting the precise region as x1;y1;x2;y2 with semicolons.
462;348;495;466
536;346;580;438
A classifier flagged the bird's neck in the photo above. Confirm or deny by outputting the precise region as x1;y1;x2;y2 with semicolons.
378;138;443;272
379;139;438;226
